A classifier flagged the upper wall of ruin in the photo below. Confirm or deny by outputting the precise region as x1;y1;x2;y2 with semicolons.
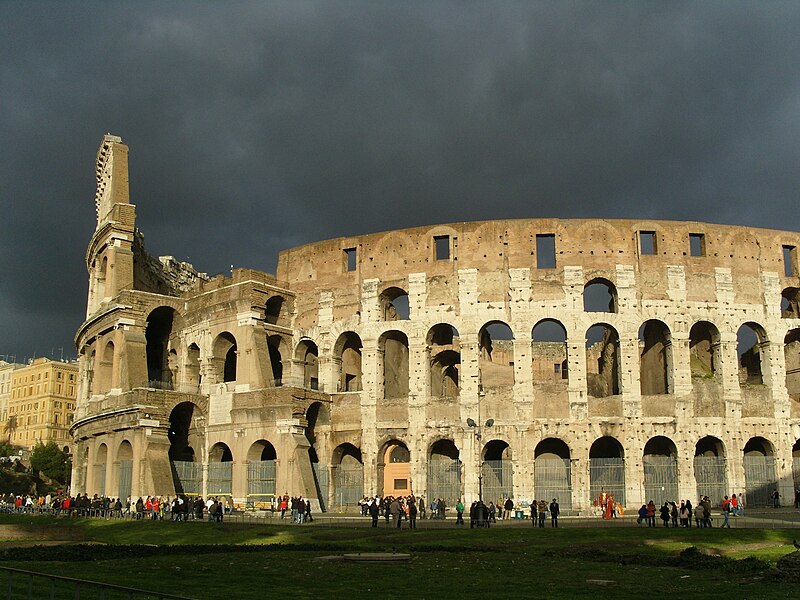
276;218;800;328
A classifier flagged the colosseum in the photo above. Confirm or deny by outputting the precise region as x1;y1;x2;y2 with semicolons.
70;134;800;513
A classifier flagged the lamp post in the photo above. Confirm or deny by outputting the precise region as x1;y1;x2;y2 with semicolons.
467;416;494;502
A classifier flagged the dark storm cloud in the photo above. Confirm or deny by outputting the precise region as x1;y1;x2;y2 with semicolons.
1;1;799;360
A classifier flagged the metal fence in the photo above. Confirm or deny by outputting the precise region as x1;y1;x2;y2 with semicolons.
693;456;727;505
589;458;625;506
207;462;232;495
743;455;777;506
642;456;678;504
311;462;329;512
481;460;513;503
0;565;195;600
793;456;800;486
246;460;276;496
170;461;201;496
534;458;572;510
334;463;364;508
119;460;133;501
427;457;462;505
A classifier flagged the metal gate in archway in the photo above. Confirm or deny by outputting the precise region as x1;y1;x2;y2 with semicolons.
534;458;572;510
311;462;329;512
743;455;777;506
643;456;678;504
95;465;106;497
207;462;232;495
427;457;462;505
589;458;625;506
247;460;276;496
171;460;202;495
481;460;513;503
118;460;132;501
793;457;800;487
334;462;364;508
694;456;727;505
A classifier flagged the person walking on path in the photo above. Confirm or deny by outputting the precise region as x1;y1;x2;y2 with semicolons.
721;495;732;528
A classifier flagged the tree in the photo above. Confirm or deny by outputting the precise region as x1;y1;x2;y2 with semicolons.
30;441;68;483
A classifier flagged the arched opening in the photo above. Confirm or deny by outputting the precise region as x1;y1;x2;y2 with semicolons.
638;320;672;395
428;439;461;506
95;443;108;497
534;438;572;511
168;401;204;495
379;440;410;499
208;442;233;495
296;340;319;390
532;320;568;385
584;278;617;313
589;437;625;508
643;436;678;503
784;328;800;403
117;441;133;501
185;343;201;392
212;332;237;384
267;335;284;386
247;440;277;502
146;307;181;388
332;443;363;509
743;436;777;506
694;436;727;504
428;324;460;398
478;321;515;389
379;287;410;321
586;324;620;397
380;331;409;399
738;323;767;386
481;440;512;503
335;332;363;392
265;295;284;325
95;341;115;394
689;321;720;379
781;287;800;318
793;439;800;491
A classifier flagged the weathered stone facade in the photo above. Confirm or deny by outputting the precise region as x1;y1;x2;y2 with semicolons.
71;135;800;512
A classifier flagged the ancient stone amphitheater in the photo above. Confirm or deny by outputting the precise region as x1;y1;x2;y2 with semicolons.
71;135;800;513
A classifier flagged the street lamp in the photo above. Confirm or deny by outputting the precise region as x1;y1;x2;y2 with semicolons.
467;417;494;501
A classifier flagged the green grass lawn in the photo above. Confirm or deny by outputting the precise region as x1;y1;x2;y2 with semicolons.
1;515;798;599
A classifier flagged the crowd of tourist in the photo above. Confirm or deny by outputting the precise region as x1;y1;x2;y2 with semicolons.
0;492;234;522
635;494;745;528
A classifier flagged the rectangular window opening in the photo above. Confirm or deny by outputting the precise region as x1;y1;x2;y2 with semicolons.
689;233;706;257
343;247;357;272
394;478;408;490
639;231;657;255
536;234;556;268
783;245;797;277
434;235;450;260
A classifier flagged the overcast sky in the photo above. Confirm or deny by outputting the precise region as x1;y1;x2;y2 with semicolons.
1;1;799;362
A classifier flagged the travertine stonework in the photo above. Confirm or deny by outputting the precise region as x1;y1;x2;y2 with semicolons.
71;135;800;512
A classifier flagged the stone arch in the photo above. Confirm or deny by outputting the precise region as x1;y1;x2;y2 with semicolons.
584;278;618;313
428;324;460;398
743;436;777;506
534;438;572;510
95;443;108;497
694;436;727;504
184;343;201;392
295;339;319;390
781;287;800;318
378;439;411;499
478;321;515;389
784;328;800;402
379;330;409;399
145;306;183;388
737;322;768;386
379;286;410;321
265;295;284;325
589;436;625;507
481;439;512;503
689;321;720;378
643;436;678;503
332;443;364;508
267;334;286;387
585;323;620;397
428;439;461;505
247;440;277;500
532;319;568;384
168;401;204;496
95;340;116;394
305;401;330;511
208;441;233;495
638;320;673;395
212;332;237;384
117;440;133;501
793;439;800;490
334;332;363;392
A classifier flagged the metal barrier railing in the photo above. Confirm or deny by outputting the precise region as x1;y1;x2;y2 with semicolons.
0;566;195;600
